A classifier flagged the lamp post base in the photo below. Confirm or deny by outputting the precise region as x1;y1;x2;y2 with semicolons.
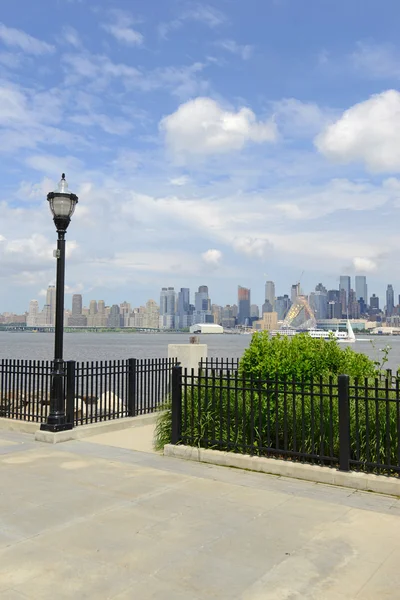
40;422;74;433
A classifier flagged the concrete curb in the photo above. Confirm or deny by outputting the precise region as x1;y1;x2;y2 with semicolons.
164;444;400;497
0;418;38;434
0;413;159;444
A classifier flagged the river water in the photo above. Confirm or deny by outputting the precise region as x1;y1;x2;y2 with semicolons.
0;332;399;371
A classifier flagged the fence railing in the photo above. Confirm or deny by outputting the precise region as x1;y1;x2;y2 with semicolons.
1;357;176;426
0;359;53;423
199;357;239;373
171;366;400;476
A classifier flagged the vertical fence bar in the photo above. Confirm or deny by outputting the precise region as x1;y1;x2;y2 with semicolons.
338;374;350;472
65;361;76;426
171;364;182;445
128;358;137;417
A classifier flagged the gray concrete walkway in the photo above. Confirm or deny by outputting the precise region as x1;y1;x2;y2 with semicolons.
0;430;399;599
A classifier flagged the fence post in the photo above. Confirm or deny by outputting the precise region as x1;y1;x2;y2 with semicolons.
127;358;137;417
338;374;350;472
171;364;182;445
65;361;76;427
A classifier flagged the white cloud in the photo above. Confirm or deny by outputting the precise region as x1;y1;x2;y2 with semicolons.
62;52;207;98
273;98;335;137
62;26;82;49
102;23;143;46
315;90;400;173
170;176;191;186
160;97;277;161
183;4;226;27
202;249;222;266
352;257;377;272
233;237;272;259
0;23;54;55
351;42;400;79
216;39;253;60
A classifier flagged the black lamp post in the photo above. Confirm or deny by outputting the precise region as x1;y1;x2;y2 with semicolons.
41;174;78;432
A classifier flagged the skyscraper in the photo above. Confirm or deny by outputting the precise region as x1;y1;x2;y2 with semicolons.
291;283;300;304
309;290;328;320
108;304;121;328
68;294;87;326
194;286;212;324
275;295;291;321
238;286;251;325
355;276;368;304
339;276;351;313
46;285;56;326
159;287;176;329
264;281;275;310
177;288;191;328
386;285;395;317
26;300;39;327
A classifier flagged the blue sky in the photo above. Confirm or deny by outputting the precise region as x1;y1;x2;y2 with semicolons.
1;0;400;313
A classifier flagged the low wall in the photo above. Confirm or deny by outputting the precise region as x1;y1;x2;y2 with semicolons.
164;444;400;497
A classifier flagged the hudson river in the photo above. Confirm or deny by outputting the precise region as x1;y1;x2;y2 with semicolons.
1;331;400;371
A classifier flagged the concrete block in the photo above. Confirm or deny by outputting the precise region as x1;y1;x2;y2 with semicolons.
168;344;207;373
34;429;75;444
164;444;400;497
0;418;39;434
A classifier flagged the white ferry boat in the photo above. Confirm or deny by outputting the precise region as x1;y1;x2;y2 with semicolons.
272;320;356;343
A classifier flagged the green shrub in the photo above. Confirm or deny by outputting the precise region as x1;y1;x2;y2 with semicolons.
154;335;399;474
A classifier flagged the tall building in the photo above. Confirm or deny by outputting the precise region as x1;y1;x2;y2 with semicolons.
87;300;98;327
194;285;212;324
386;285;395;317
177;288;191;328
211;304;223;325
339;276;351;314
120;301;131;327
159;287;176;329
26;300;39;327
46;285;56;326
108;304;121;328
309;290;328;320
327;290;341;319
275;295;291;321
144;300;159;329
262;300;273;314
355;276;368;304
237;286;250;325
290;283;300;304
94;300;107;327
253;312;278;331
370;294;380;311
250;304;259;319
264;281;275;310
68;294;87;327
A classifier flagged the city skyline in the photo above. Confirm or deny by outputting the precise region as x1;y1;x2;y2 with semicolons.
1;2;400;314
11;274;399;329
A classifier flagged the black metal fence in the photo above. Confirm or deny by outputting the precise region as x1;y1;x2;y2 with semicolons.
1;357;176;426
199;357;239;372
171;366;400;476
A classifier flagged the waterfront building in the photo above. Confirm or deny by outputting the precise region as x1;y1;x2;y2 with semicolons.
211;304;223;325
275;295;291;321
177;288;192;328
237;286;250;325
253;311;278;331
160;287;176;329
26;300;40;327
94;300;108;327
355;276;368;305
339;276;351;313
291;283;300;304
108;304;121;328
250;304;259;319
68;294;87;327
194;285;212;324
264;281;275;311
309;290;328;320
46;285;56;326
386;285;395;317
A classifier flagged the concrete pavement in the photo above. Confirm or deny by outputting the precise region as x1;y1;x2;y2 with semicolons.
0;429;399;599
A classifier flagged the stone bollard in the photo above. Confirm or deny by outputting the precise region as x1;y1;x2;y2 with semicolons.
167;341;207;373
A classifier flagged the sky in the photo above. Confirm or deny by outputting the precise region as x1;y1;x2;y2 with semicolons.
1;0;400;313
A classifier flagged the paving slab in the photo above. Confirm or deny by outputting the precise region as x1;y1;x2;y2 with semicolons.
0;432;399;599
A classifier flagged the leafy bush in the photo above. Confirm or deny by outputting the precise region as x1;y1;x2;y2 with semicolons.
239;332;378;380
154;335;400;474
